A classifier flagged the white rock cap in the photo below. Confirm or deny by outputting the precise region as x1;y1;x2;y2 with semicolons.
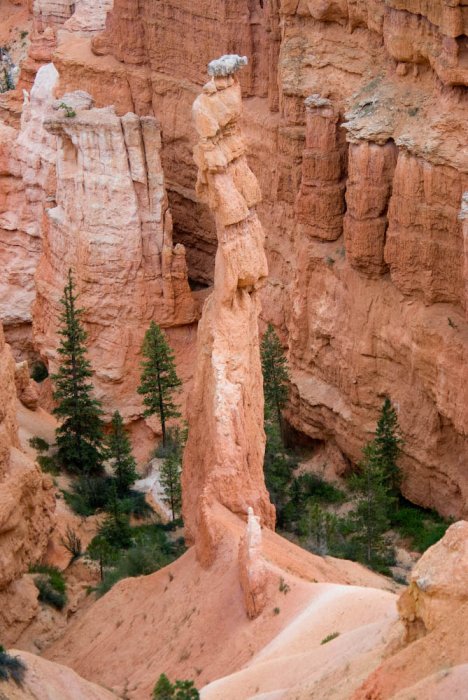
207;54;248;77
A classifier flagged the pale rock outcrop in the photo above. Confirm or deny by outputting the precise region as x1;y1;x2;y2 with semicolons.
33;89;196;420
0;321;55;642
0;62;57;359
181;56;274;569
398;520;468;641
238;507;269;619
353;521;468;699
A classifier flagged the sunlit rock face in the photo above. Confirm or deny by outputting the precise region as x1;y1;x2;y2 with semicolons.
181;56;275;568
33;87;196;421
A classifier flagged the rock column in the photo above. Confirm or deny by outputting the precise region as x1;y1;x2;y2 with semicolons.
182;55;275;567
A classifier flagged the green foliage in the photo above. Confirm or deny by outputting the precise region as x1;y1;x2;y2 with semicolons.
63;476;113;516
138;321;182;447
52;270;105;476
263;420;297;527
159;427;186;521
89;524;184;596
31;565;67;610
261;324;289;439
153;674;199;699
321;632;339;645
298;502;340;556
29;436;49;452
107;411;138;497
98;484;133;550
0;646;26;685
374;397;402;495
391;502;451;553
346;442;395;571
30;360;48;383
58;102;76;117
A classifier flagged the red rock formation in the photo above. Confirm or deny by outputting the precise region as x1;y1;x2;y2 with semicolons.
353;520;468;700
0;320;55;643
33;87;196;421
1;0;467;516
181;57;275;568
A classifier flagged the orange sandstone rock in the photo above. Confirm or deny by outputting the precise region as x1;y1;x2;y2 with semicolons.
33;85;197;421
0;321;55;643
181;58;275;569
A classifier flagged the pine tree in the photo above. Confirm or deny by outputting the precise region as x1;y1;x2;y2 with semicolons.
99;482;133;550
374;397;402;495
261;324;290;441
348;442;395;570
160;452;182;521
159;427;185;521
108;410;138;497
137;321;182;447
52;270;105;476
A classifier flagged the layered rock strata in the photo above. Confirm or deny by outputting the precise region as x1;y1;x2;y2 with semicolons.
1;0;467;515
33;84;196;420
0;320;55;642
43;0;468;518
181;56;275;568
0;62;57;360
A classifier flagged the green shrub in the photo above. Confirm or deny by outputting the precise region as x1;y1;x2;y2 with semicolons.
391;502;451;553
63;476;113;516
29;436;49;453
321;632;339;645
0;646;26;685
89;524;184;596
152;673;200;699
31;566;67;610
30;361;48;383
117;490;151;518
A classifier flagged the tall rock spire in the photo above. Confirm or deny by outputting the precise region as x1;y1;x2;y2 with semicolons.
182;55;275;567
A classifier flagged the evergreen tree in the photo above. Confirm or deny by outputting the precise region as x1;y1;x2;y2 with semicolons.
261;324;289;441
299;502;339;556
348;442;395;570
159;427;185;521
374;397;402;495
52;270;105;476
160;452;182;521
99;482;133;550
108;410;138;496
138;321;182;446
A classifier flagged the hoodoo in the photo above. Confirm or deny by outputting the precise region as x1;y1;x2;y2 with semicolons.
182;55;275;567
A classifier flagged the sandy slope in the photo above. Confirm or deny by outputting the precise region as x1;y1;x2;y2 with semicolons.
44;505;397;699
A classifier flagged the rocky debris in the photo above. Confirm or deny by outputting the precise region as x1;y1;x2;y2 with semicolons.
182;57;274;569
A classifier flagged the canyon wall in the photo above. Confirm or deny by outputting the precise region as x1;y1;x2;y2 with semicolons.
0;0;467;514
33;81;196;420
48;0;466;518
0;320;55;643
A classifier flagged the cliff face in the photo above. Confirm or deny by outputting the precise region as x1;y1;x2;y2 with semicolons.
0;0;467;513
0;320;55;642
32;81;196;420
46;0;466;518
